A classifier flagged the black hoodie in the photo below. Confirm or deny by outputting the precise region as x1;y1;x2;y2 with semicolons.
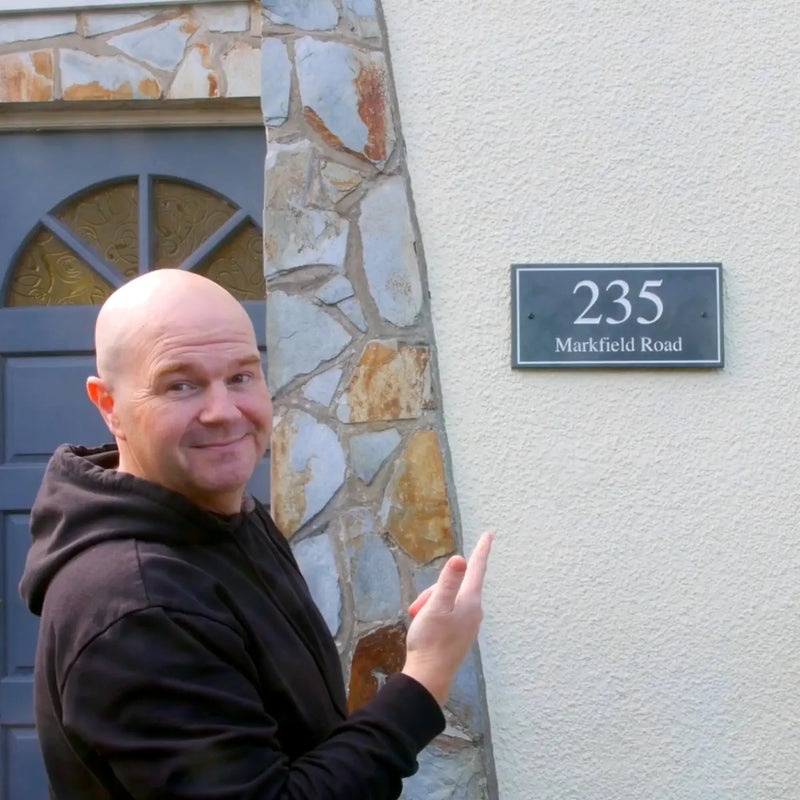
20;445;444;800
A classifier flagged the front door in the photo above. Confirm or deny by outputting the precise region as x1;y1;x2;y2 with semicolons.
0;127;267;799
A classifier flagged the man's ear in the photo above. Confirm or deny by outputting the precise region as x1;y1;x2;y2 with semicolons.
86;376;124;439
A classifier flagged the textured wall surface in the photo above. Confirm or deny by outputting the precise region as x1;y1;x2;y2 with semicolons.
382;1;800;798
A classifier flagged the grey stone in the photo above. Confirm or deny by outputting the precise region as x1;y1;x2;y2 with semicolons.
288;411;346;528
338;297;367;332
266;292;351;392
264;141;349;274
295;38;394;166
264;208;348;275
303;367;342;407
447;645;487;734
263;0;338;30
360;177;423;327
402;740;486;800
0;13;76;45
348;535;401;622
413;564;439;596
343;0;380;39
60;50;160;99
83;10;158;37
261;38;291;126
292;533;341;635
350;428;401;484
316;275;354;305
109;19;193;72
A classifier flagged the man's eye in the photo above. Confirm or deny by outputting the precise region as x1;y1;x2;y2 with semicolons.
167;381;193;393
229;373;251;385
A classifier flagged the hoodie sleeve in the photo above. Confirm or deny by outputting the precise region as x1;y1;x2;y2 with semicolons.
60;606;444;800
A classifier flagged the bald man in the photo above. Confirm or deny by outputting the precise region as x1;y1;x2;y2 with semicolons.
20;270;492;800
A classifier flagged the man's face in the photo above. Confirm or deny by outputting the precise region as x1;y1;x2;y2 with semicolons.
107;309;272;514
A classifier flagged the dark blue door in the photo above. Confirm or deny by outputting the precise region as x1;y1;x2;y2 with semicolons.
0;128;266;799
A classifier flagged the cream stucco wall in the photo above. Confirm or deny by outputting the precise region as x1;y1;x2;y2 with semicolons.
383;2;800;797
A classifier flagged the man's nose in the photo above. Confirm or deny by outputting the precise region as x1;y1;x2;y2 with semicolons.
199;383;242;424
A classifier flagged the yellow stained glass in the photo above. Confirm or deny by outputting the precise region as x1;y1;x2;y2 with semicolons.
6;227;114;307
196;223;266;301
56;181;139;279
154;180;236;268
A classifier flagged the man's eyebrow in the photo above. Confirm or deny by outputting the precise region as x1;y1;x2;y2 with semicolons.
153;355;261;380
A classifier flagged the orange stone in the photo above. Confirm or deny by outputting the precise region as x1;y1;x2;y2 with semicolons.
342;341;429;423
270;415;307;537
348;624;406;712
0;51;53;102
383;431;454;563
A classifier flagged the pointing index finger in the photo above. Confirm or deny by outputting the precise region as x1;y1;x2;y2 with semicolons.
459;531;494;597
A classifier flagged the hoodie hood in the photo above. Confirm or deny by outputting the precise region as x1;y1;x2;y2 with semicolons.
20;444;245;616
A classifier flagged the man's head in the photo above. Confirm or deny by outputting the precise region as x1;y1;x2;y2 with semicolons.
87;269;272;514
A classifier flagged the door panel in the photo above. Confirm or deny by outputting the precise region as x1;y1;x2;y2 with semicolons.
0;128;267;799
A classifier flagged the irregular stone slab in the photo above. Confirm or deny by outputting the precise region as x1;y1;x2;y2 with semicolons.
348;624;406;712
360;177;422;326
109;18;195;72
0;51;53;102
0;13;76;45
381;431;454;563
263;0;338;31
338;297;367;332
337;341;429;423
264;141;349;274
292;533;341;635
343;0;380;39
295;38;395;166
271;410;345;535
266;292;351;392
350;428;400;484
167;45;218;99
61;51;159;100
194;2;251;32
261;38;291;126
264;207;348;275
316;275;354;305
222;43;260;97
348;534;401;622
83;10;159;37
447;645;487;734
265;139;314;209
403;739;485;800
303;367;342;407
312;160;363;205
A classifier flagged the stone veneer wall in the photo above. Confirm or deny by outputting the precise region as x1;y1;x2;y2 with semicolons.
262;2;496;798
0;2;261;101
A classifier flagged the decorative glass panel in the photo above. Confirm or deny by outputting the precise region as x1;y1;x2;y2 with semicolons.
6;227;114;307
3;176;263;308
55;181;139;279
154;179;236;268
197;222;265;300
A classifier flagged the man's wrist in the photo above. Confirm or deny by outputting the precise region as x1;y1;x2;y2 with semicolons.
400;662;451;707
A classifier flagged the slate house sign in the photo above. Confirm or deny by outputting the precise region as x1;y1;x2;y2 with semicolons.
511;263;724;368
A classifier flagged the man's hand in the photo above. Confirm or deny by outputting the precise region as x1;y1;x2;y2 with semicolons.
401;532;493;706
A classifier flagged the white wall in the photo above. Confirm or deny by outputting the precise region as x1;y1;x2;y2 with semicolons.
383;2;800;797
